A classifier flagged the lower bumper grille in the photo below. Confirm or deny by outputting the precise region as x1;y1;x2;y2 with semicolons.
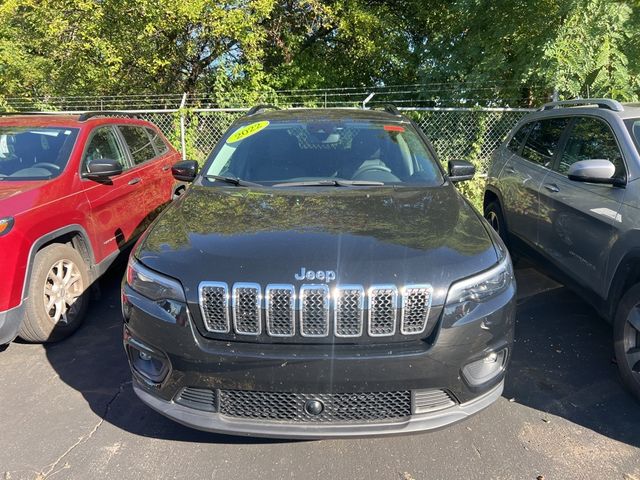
219;389;411;423
174;387;457;423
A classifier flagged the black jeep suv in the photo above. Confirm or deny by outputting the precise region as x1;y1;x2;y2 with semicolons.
121;106;516;438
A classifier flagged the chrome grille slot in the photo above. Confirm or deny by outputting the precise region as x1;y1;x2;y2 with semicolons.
199;282;230;333
266;285;295;337
334;285;364;337
232;283;261;335
299;285;330;337
401;285;433;335
368;286;398;336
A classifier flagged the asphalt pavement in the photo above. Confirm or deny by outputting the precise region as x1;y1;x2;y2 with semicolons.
1;264;639;480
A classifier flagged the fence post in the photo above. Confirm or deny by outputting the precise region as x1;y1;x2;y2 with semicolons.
179;92;188;161
362;93;375;109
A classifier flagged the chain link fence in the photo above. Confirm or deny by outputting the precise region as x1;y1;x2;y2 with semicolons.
133;107;531;174
4;86;534;174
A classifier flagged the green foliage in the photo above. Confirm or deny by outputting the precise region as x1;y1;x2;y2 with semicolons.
1;0;639;105
544;0;639;100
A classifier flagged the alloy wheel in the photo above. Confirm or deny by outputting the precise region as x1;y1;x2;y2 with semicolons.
486;210;500;234
623;305;640;379
43;259;84;325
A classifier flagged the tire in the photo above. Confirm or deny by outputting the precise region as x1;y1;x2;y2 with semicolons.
19;243;90;343
484;200;519;264
614;283;640;401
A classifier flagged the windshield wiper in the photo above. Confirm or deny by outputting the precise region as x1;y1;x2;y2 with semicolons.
203;175;263;188
273;179;385;187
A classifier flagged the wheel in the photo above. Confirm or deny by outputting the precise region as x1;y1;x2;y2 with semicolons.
19;244;90;343
484;200;519;263
614;283;640;401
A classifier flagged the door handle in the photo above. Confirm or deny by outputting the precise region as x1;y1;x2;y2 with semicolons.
543;183;559;193
128;177;142;185
162;165;171;171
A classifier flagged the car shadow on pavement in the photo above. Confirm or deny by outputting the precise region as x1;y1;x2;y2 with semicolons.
505;282;640;448
43;263;287;445
44;264;640;446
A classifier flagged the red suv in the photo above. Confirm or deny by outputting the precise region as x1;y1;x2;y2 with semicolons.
0;112;181;344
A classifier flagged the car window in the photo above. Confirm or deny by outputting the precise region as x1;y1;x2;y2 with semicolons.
0;127;79;180
203;120;444;186
521;118;569;168
624;118;640;153
146;127;169;155
82;127;127;173
507;122;532;154
558;117;625;178
119;126;156;165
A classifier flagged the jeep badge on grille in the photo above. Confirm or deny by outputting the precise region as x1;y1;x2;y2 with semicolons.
294;268;336;282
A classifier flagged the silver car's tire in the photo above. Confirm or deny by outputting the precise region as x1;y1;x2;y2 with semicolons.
614;283;640;402
19;244;90;343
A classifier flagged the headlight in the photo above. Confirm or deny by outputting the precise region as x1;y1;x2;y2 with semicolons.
126;258;186;302
445;257;513;316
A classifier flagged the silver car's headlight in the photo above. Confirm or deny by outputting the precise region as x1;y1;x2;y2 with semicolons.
445;257;513;315
126;258;186;302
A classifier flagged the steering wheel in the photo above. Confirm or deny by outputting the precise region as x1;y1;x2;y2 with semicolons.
353;165;393;177
32;162;61;171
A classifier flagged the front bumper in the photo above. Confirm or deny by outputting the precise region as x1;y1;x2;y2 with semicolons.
122;279;515;438
134;379;504;439
0;303;24;345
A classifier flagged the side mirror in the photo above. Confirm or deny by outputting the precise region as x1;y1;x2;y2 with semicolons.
448;160;475;182
86;158;123;179
172;160;199;182
567;159;620;185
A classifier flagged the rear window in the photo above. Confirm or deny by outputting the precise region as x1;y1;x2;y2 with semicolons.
521;118;570;168
146;127;169;155
119;126;156;165
204;120;443;186
0;127;79;180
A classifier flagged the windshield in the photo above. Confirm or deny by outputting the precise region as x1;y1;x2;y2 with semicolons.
203;120;443;186
626;118;640;152
0;126;79;181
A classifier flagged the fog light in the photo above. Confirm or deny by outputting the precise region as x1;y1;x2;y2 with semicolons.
125;336;170;384
139;351;152;361
462;349;507;386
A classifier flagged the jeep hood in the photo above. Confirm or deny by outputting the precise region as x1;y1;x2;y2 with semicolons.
136;185;498;305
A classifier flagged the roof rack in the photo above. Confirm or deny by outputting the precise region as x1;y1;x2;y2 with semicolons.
369;104;402;116
0;111;70;117
540;98;624;112
245;104;281;116
0;111;139;121
78;111;138;121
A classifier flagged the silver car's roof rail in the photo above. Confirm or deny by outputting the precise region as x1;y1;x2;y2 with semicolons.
540;98;624;112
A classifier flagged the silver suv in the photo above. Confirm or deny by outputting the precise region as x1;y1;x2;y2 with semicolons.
484;98;640;400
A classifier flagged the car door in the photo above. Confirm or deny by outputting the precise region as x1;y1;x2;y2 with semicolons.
117;125;172;237
80;125;143;259
537;116;626;296
500;117;570;247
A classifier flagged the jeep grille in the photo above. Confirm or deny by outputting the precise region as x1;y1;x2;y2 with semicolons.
198;282;433;340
